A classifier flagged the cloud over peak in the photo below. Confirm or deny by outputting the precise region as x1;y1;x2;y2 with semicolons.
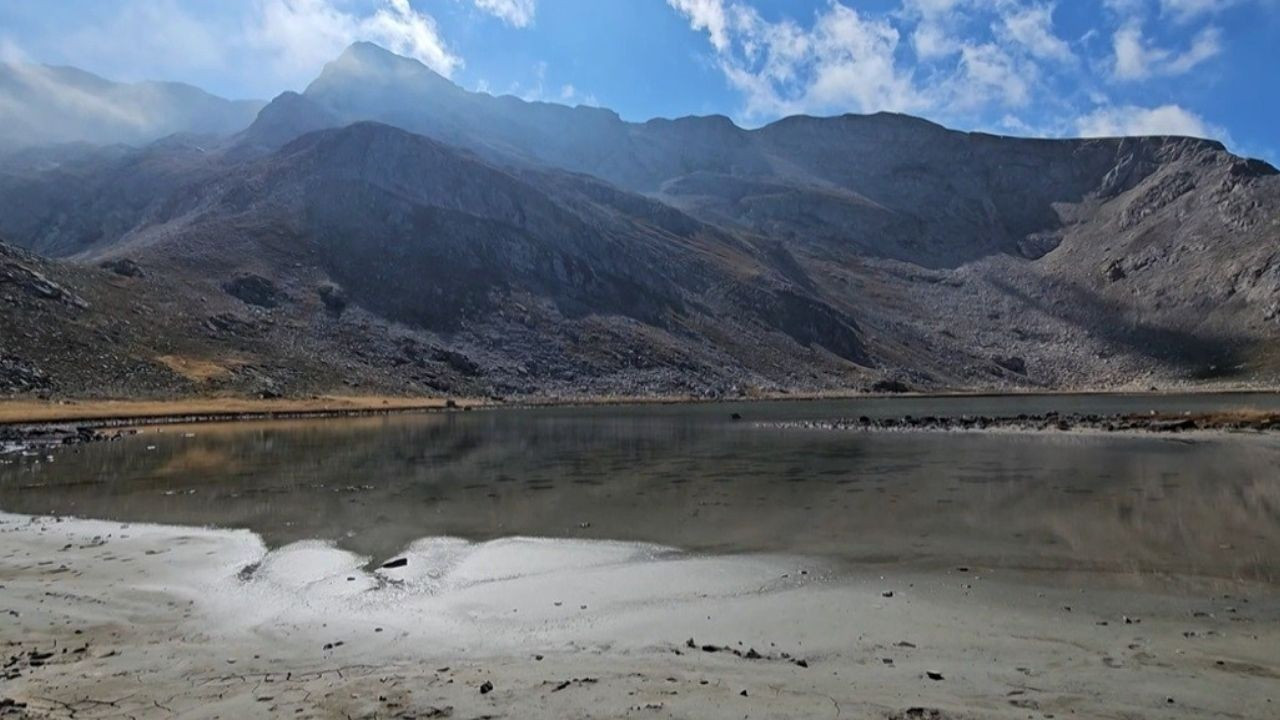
666;0;1250;152
250;0;461;84
1076;103;1224;139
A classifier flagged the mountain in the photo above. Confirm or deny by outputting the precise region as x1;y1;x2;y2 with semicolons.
246;43;1279;268
1;43;1278;399
0;62;264;151
0;120;870;398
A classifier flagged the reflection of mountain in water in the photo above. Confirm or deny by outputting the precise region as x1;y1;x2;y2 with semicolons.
3;403;1278;583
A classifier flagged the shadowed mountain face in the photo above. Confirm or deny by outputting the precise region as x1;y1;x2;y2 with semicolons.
0;42;1278;399
249;43;1270;268
0;63;264;152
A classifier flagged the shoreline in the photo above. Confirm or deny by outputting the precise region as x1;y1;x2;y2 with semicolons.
2;511;1276;720
767;409;1280;437
2;386;1280;429
0;395;478;428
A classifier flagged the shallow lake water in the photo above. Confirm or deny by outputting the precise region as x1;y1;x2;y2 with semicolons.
3;394;1279;584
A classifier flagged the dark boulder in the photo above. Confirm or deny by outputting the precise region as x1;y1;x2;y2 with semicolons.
1102;260;1126;282
995;356;1027;374
432;347;480;376
317;283;349;315
870;379;911;394
224;274;284;308
100;258;144;278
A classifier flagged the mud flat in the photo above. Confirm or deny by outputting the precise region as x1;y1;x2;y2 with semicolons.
1;512;1277;719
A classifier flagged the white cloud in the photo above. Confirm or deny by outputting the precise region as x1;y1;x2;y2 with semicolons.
911;19;960;59
1102;0;1148;16
1160;0;1243;21
664;0;1247;155
1112;23;1221;79
997;113;1038;135
1075;103;1224;139
494;62;595;106
806;4;923;113
669;0;1081;120
901;0;967;59
668;0;732;52
471;0;536;28
958;42;1033;107
668;0;924;119
249;0;460;85
997;4;1074;63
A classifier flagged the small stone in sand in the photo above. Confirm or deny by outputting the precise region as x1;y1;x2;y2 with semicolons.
480;680;493;694
381;558;408;569
926;671;944;681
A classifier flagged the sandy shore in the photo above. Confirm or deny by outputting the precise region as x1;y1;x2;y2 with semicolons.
2;512;1277;719
5;388;1280;428
0;395;486;427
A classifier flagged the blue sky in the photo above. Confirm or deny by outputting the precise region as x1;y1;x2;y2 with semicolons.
2;0;1276;162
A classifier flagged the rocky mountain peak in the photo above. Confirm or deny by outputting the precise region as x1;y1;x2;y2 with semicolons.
306;41;461;102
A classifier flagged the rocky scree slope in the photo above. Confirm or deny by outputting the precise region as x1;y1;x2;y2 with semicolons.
0;123;871;398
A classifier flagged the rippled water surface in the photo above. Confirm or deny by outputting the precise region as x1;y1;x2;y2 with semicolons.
3;394;1279;582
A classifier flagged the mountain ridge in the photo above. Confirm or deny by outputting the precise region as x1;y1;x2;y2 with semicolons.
0;43;1277;399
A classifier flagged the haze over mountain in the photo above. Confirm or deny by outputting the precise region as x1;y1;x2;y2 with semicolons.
1;43;1277;399
0;62;264;152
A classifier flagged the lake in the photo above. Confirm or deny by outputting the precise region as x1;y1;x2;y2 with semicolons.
4;393;1279;583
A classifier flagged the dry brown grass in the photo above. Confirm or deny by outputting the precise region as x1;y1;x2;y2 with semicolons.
0;395;474;425
153;355;240;382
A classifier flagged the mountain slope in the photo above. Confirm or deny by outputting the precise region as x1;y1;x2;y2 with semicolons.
0;44;1278;398
1;122;878;398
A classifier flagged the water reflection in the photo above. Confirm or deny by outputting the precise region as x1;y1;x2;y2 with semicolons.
2;397;1279;583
